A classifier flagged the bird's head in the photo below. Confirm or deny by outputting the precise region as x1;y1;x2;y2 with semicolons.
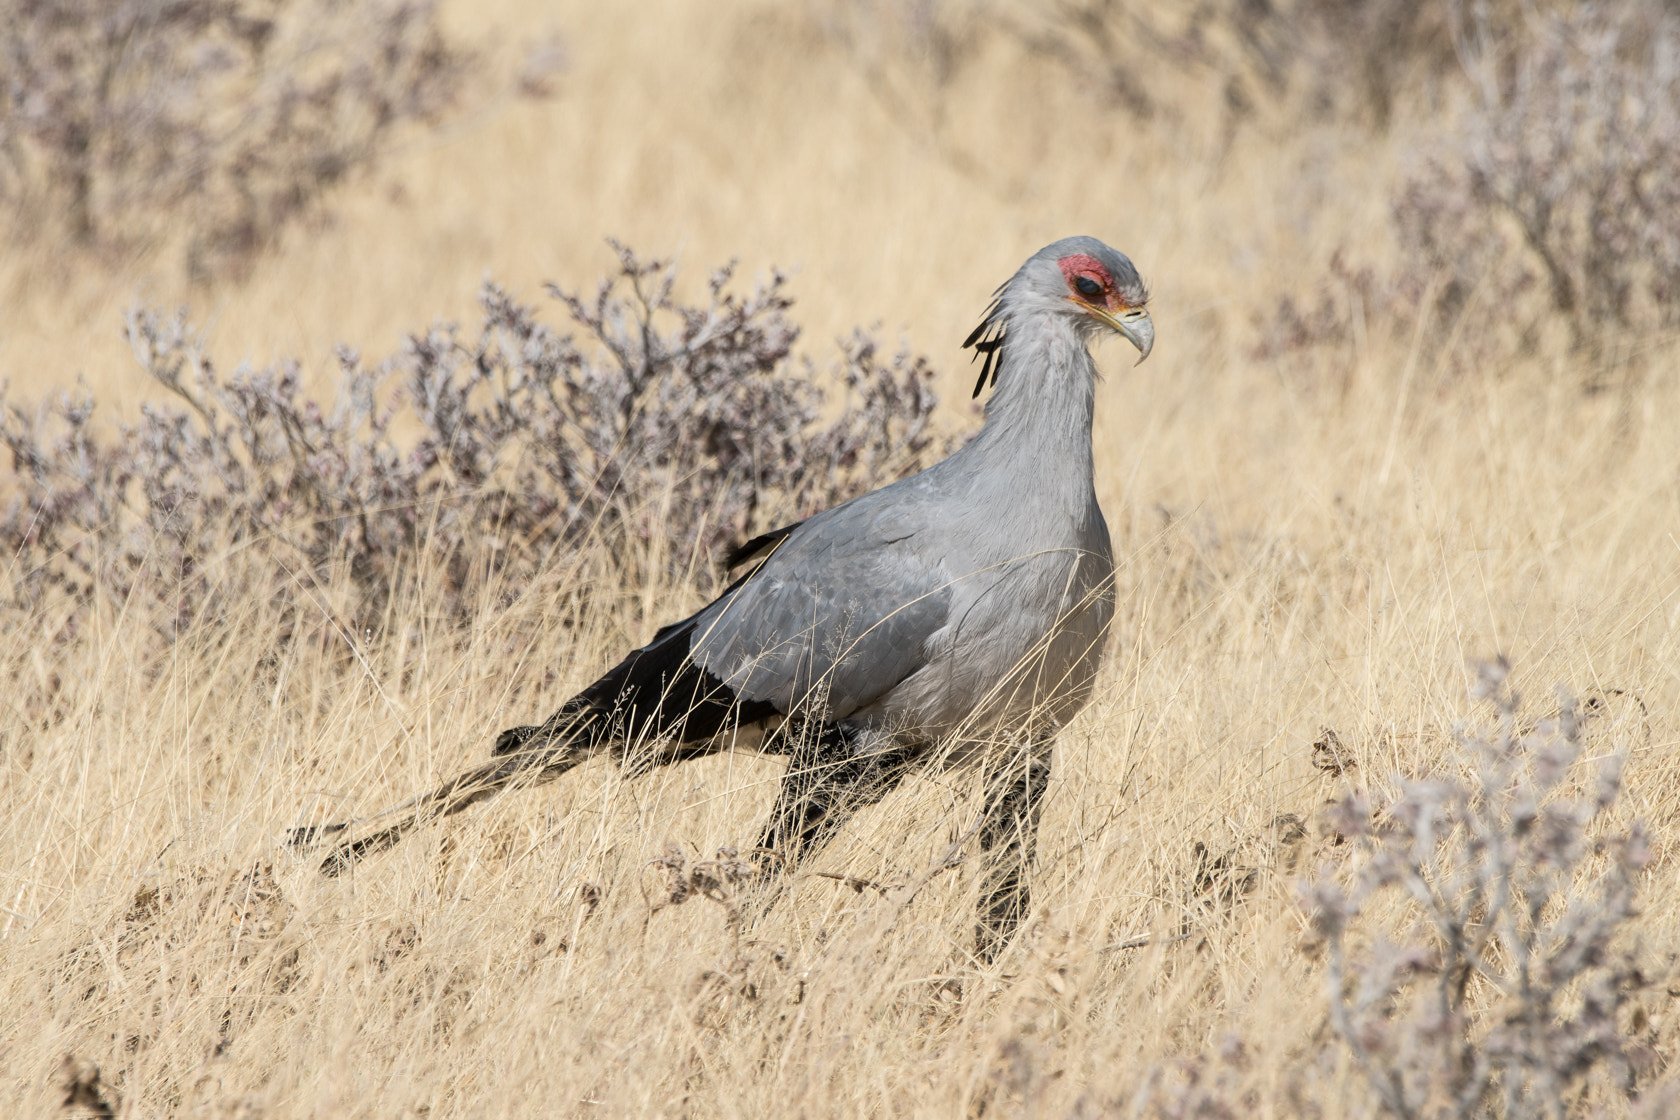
966;236;1153;397
1022;236;1153;362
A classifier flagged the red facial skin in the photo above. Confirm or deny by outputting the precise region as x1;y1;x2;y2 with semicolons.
1056;253;1131;313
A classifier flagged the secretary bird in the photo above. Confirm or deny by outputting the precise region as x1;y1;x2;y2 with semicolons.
291;236;1153;957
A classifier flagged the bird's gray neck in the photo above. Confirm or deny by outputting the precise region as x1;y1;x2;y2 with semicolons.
965;311;1098;505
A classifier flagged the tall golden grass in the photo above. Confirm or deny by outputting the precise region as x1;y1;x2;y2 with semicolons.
3;1;1678;1115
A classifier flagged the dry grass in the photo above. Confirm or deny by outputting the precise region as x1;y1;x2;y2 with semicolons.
4;1;1680;1116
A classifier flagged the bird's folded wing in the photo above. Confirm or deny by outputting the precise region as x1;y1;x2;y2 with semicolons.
688;500;951;720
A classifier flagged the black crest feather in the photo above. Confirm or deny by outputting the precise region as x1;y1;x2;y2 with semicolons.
963;295;1006;398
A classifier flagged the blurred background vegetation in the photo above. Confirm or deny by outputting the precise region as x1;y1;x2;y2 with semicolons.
8;0;1679;629
5;0;1676;407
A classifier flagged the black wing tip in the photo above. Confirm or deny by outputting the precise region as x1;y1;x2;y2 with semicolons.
724;520;803;572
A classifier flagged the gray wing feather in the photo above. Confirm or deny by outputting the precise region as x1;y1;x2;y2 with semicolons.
689;489;952;719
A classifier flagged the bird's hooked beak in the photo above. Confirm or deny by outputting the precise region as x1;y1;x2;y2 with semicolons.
1086;304;1154;364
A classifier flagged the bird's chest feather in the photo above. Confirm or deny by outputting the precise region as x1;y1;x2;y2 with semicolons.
865;537;1114;737
949;541;1113;658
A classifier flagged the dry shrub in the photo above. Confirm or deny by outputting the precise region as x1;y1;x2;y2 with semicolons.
0;0;462;276
0;246;950;645
1304;659;1659;1119
1005;0;1462;128
1099;661;1663;1119
997;1;1680;382
820;0;1482;145
1249;250;1381;391
1393;3;1680;361
1264;3;1680;375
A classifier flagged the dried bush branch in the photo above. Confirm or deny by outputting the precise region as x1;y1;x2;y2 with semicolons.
0;0;463;276
0;247;953;645
1254;4;1680;379
1394;4;1680;359
1305;658;1658;1118
827;0;1477;143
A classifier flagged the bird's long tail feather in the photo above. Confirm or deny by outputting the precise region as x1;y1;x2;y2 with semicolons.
286;599;769;876
288;721;597;876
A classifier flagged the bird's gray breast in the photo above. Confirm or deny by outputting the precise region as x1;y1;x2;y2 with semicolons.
873;507;1115;737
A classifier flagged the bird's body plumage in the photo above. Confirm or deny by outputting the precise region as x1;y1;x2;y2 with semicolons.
293;236;1151;957
610;237;1127;744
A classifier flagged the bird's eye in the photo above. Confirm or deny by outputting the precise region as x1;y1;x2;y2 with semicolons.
1074;275;1104;298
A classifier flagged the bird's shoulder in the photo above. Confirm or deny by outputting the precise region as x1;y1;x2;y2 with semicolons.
758;469;954;569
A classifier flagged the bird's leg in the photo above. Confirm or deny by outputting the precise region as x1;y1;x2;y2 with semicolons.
974;742;1053;961
744;722;921;913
